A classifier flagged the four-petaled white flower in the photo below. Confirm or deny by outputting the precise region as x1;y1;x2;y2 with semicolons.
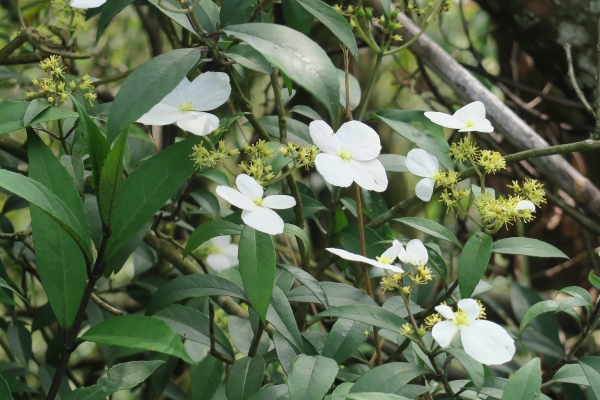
424;101;494;133
70;0;106;8
432;298;515;365
216;174;296;235
398;239;428;266
309;120;388;192
326;240;404;273
516;200;536;212
137;72;231;136
405;149;439;201
204;236;238;272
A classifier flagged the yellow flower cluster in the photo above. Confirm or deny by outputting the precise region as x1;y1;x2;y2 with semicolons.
449;138;506;173
433;170;460;188
411;265;434;285
477;150;506;174
440;188;471;211
424;313;442;330
380;272;403;293
449;137;479;163
475;193;534;230
239;140;277;185
52;0;88;31
191;141;239;169
508;178;547;207
279;142;319;168
400;323;414;335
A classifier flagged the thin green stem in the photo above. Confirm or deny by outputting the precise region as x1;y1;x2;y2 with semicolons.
383;3;444;56
248;320;265;357
356;53;383;121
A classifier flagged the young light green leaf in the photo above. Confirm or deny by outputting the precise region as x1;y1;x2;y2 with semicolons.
396;217;462;248
491;237;568;258
226;356;265;400
287;355;338;400
502;358;541;400
267;286;303;353
239;226;276;323
98;360;164;394
579;357;600;398
79;315;196;364
284;223;309;259
277;264;329;309
146;274;248;316
107;48;201;143
445;348;484;392
99;130;127;227
183;220;242;257
314;305;408;332
458;231;492;298
223;23;340;123
350;363;428;394
322;319;370;364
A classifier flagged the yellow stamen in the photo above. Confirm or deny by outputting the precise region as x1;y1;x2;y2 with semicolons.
179;102;194;113
253;197;264;206
465;120;475;128
454;310;470;326
337;148;352;162
375;256;391;264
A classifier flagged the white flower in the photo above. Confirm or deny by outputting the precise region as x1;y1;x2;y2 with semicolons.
398;239;428;266
424;101;494;133
204;236;238;272
432;299;515;365
326;240;404;273
405;149;439;201
137;72;231;136
516;200;536;212
216;174;296;235
70;0;106;8
309;120;388;192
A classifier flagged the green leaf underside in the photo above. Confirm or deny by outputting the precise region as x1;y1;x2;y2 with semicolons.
315;305;408;332
287;355;338;400
445;348;484;392
283;223;310;259
278;264;329;309
267;286;303;353
502;358;541;400
578;357;600;398
491;237;569;258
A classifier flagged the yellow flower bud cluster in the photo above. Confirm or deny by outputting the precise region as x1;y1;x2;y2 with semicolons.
449;137;479;163
410;265;434;285
191;141;238;169
440;188;471;211
380;272;403;293
400;323;414;335
333;4;357;16
34;25;64;46
424;313;442;330
52;0;88;31
239;140;277;185
279;142;319;168
477;150;506;174
507;178;546;207
475;192;534;231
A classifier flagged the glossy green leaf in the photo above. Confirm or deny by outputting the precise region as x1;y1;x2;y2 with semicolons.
73;96;107;189
267;286;303;352
146;274;247;315
322;319;370;364
64;385;109;400
273;331;298;375
0;100;78;135
220;0;256;27
99;130;127;227
556;297;591;313
194;0;220;32
458;231;492;298
226;43;272;75
199;168;231;185
223;23;340;123
106;136;202;259
191;355;223;400
248;384;289;400
315;305;408;331
147;0;197;35
99;360;164;394
445;348;483;392
287;355;338;400
340;224;386;259
154;305;234;359
229;316;270;357
286;282;376;306
7;324;31;371
559;286;592;305
282;0;313;35
396;217;462;248
289;105;321;120
350;363;427;393
184;220;242;257
502;358;541;400
291;0;359;60
79;315;195;364
589;272;600;291
190;189;221;220
579;356;600;398
278;264;329;309
23;98;50;126
553;364;589;386
239;226;276;323
519;300;560;335
283;223;309;259
491;238;568;258
250;116;311;144
96;0;136;39
107;48;202;143
226;356;265;400
0;277;26;304
343;394;411;400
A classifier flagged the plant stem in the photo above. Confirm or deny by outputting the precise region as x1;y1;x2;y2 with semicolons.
248;320;265;357
356;53;383;121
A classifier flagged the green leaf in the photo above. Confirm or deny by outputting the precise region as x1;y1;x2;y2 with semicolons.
377;154;407;173
0;277;26;304
251;116;312;144
226;43;272;75
286;281;376;306
315;305;408;331
99;130;127;227
107;49;202;143
502;358;541;400
553;364;589;386
223;23;340;123
579;357;600;398
322;319;370;364
194;0;220;32
96;0;136;39
99;360;164;394
0;101;78;135
7;324;31;371
267;286;303;353
239;226;276;323
0;376;13;400
146;275;248;315
23;98;50;126
64;385;107;400
350;362;428;394
290;0;359;60
458;231;492;298
79;315;195;364
289;105;321;120
556;297;591;313
519;300;560;335
248;384;289;400
343;394;411;400
154;304;235;359
199;168;232;185
190;189;221;220
273;331;299;375
282;0;314;35
106;136;202;259
491;238;568;258
191;355;223;400
283;223;309;259
220;0;256;27
396;217;462;248
229;316;270;357
184;220;242;257
445;348;483;392
301;194;327;219
340;224;386;259
277;264;329;309
590;272;600;291
287;355;338;400
226;356;265;400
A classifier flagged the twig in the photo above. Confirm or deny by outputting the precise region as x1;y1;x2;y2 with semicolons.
90;293;123;316
208;303;234;364
248;320;265;357
564;44;594;116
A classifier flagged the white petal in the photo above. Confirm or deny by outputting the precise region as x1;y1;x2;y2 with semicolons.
309;121;341;155
216;186;256;211
516;200;536;211
406;239;428;265
453;101;486;123
397;243;408;264
461;320;515;365
424;112;464;129
136;103;180;126
459;118;494;133
262;195;296;210
371;262;404;273
70;0;106;8
348;159;388;192
187;72;231;111
160;77;191;108
381;240;402;261
209;235;231;247
314;153;354;187
327;247;372;263
431;321;460;348
414;178;435;202
206;254;233;272
336;121;381;161
242;207;285;235
457;299;480;323
435;305;455;320
405;149;439;178
236;174;264;200
222;244;239;263
176;111;219;136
